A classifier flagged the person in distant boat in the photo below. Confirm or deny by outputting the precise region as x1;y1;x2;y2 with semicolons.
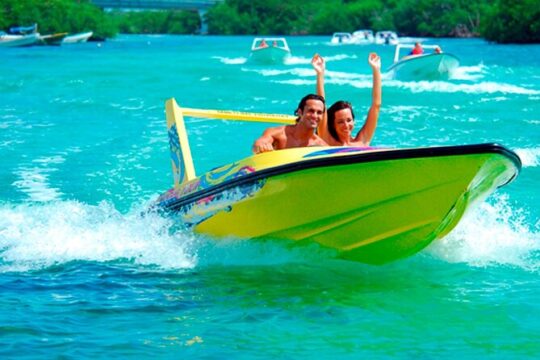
434;46;442;54
259;39;268;48
252;94;327;153
311;52;381;146
409;42;424;56
272;40;278;47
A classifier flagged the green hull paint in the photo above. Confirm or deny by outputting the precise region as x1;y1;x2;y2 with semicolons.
194;152;518;264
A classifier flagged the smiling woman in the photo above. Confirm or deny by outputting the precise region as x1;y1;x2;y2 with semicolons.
312;52;382;146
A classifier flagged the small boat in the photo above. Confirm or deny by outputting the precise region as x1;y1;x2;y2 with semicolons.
39;32;68;46
387;44;460;80
0;23;40;47
352;29;374;44
330;32;355;45
0;32;40;47
249;37;291;64
375;31;399;45
153;98;521;265
62;31;93;44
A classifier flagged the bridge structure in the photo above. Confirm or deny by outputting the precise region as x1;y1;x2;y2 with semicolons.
90;0;224;33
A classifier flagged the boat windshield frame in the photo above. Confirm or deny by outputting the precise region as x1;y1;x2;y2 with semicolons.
251;37;290;52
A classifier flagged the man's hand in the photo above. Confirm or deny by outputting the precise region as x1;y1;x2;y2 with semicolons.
252;138;274;154
311;53;325;75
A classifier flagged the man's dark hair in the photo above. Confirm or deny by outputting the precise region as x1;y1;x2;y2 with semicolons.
295;94;325;122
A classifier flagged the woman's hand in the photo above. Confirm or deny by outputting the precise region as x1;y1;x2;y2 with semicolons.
368;52;381;71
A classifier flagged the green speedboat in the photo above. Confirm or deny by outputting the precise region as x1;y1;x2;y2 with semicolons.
155;99;521;264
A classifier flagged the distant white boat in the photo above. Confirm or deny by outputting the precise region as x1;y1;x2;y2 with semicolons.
249;37;291;64
330;32;355;45
387;44;460;80
0;32;40;47
62;31;93;44
375;31;399;45
0;23;40;47
352;29;374;44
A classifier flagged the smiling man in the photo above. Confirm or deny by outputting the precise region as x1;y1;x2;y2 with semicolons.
252;94;328;154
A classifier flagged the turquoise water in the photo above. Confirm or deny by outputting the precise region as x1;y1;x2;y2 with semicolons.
1;35;539;358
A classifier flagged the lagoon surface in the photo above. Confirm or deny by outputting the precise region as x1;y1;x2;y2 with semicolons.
1;35;539;358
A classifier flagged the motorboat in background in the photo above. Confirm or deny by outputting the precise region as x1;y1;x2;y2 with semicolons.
249;37;291;64
352;29;374;44
387;44;460;80
62;31;94;44
0;32;40;47
375;31;399;45
330;32;356;45
0;23;40;47
332;31;375;45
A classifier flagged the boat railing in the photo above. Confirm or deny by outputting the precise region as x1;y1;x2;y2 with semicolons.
180;106;296;124
393;44;440;63
8;23;38;35
251;37;290;52
166;98;297;186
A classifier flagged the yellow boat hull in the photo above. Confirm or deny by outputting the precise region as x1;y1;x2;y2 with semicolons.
156;145;520;264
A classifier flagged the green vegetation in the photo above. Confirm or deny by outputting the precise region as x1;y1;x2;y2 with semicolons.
1;0;538;43
0;0;116;39
482;0;540;44
0;0;200;38
206;0;540;43
109;9;200;35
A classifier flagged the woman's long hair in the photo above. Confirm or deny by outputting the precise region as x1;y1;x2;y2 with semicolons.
327;101;355;142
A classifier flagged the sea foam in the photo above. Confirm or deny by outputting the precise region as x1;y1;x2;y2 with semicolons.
0;201;196;272
386;80;540;95
213;56;248;65
1;194;537;274
516;147;540;168
428;194;540;270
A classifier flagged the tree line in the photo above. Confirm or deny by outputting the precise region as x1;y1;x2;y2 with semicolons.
205;0;540;43
1;0;538;43
0;0;199;39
